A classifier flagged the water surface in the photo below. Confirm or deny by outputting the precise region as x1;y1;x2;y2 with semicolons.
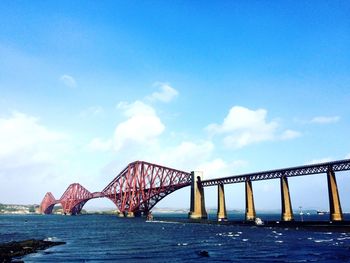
1;213;350;262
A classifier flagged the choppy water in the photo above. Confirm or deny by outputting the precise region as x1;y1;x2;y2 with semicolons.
1;213;350;262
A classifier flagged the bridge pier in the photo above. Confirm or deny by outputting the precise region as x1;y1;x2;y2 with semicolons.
327;168;343;221
217;183;228;221
280;176;294;221
245;180;256;221
117;212;125;217
125;211;142;217
188;171;208;219
126;212;136;217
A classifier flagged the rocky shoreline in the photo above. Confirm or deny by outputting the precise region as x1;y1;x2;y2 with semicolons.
0;239;65;262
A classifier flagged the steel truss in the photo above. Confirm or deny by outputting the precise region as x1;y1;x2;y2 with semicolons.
39;192;58;214
40;161;191;215
202;159;350;187
102;161;191;215
39;184;105;215
40;159;350;215
60;183;97;215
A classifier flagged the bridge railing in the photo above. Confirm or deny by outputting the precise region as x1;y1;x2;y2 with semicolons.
202;159;350;187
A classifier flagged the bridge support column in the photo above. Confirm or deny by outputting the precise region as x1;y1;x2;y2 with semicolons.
327;168;343;221
188;171;207;219
126;212;135;218
245;180;256;221
117;211;125;217
217;183;227;221
280;176;294;221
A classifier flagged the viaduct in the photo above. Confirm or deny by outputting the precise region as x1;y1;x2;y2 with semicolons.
40;159;350;222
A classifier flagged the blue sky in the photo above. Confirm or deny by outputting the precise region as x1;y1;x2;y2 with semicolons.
1;1;350;211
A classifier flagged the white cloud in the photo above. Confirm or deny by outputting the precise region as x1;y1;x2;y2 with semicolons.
207;106;276;133
87;138;112;152
306;157;333;165
86;82;177;151
60;74;77;88
197;159;248;180
197;158;227;177
0;112;72;204
159;141;214;170
156;140;248;180
0;112;67;159
92;98;243;183
86;100;166;153
311;116;340;124
117;100;156;117
114;101;165;151
148;82;178;103
207;106;299;148
280;129;302;140
345;153;350;159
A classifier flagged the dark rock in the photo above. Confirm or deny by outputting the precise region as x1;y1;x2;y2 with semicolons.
198;250;210;257
0;239;65;262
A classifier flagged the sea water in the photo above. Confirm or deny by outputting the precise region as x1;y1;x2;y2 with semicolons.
1;213;350;262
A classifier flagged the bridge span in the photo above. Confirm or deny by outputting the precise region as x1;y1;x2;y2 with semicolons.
190;159;350;222
40;161;191;216
40;159;350;222
202;159;350;186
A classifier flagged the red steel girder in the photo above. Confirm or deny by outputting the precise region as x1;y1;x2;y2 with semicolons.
39;186;105;215
102;161;191;215
39;192;58;214
41;158;350;216
202;158;350;186
40;161;191;216
59;183;94;215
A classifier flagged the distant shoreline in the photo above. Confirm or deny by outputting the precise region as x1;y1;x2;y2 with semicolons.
2;203;349;216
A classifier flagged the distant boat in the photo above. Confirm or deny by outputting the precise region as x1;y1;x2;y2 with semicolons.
298;206;303;215
255;217;264;226
316;210;329;215
146;212;154;221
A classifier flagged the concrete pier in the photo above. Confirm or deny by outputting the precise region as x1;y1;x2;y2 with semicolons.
117;212;125;217
188;171;208;219
327;168;343;221
245;180;256;221
217;183;227;221
280;176;294;221
126;212;135;218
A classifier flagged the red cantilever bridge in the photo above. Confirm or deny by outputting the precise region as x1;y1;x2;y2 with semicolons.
40;161;191;216
40;158;350;221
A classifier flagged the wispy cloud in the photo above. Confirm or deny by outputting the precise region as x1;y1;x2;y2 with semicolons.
87;100;166;153
311;116;340;124
114;101;165;151
345;153;350;159
147;82;178;103
206;106;300;148
196;159;248;180
80;106;104;118
0;111;67;159
60;74;77;88
306;157;333;165
280;129;302;140
159;141;214;169
87;137;112;152
0;111;71;203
